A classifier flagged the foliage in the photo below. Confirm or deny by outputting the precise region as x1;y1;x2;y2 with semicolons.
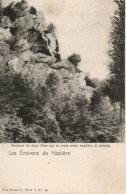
0;0;2;17
0;0;122;143
0;114;26;143
90;90;102;113
29;6;37;15
85;75;99;88
107;0;125;104
68;53;81;68
89;97;120;142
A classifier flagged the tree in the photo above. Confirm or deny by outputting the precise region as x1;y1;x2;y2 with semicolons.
107;0;125;141
29;6;37;15
89;97;120;142
90;90;102;113
0;0;2;17
0;114;26;143
68;53;81;69
108;0;125;103
84;74;99;88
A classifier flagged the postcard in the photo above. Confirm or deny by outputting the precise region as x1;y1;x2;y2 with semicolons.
0;0;125;193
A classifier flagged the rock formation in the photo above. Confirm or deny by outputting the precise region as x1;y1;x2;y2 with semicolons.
0;0;94;101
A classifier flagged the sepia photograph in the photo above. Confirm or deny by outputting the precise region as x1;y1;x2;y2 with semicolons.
0;0;125;143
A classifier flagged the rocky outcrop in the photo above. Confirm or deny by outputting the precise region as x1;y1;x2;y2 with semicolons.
20;51;56;64
0;16;12;28
8;57;25;73
51;59;74;71
0;0;94;101
0;15;12;40
10;14;38;34
0;27;11;40
70;72;86;88
2;0;60;61
9;16;60;59
3;1;30;22
30;30;60;60
21;63;56;86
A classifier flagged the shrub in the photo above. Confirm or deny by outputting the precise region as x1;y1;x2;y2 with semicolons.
29;6;37;15
68;53;81;68
89;97;120;142
0;114;26;143
85;75;97;88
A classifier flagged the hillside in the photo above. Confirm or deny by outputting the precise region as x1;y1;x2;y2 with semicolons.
0;0;121;143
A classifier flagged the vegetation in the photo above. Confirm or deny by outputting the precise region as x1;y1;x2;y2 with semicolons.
29;6;37;15
68;53;81;69
103;0;125;141
0;0;124;143
0;0;2;17
0;49;121;142
106;0;125;104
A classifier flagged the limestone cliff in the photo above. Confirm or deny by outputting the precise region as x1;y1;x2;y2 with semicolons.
0;0;93;100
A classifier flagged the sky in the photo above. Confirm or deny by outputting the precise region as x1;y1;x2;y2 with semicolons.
3;0;117;80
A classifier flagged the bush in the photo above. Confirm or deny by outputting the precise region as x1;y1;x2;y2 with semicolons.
0;114;26;143
29;6;37;15
89;97;120;142
85;75;97;88
68;53;81;68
